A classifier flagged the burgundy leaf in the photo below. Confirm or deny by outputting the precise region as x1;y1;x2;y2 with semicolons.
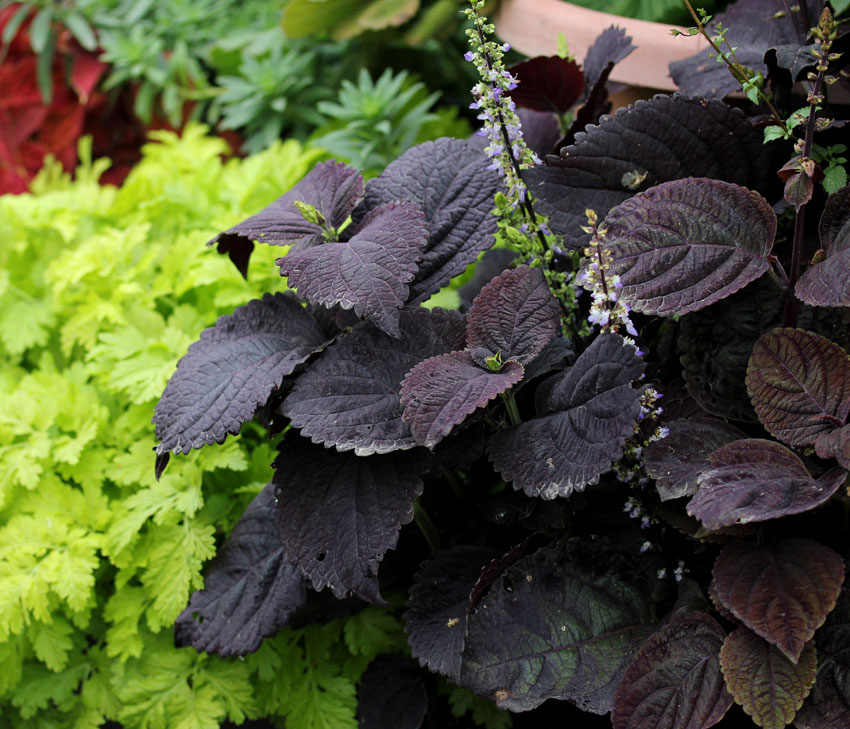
712;538;845;662
174;483;307;656
273;438;426;604
815;426;850;470
507;55;584;114
611;612;732;729
465;265;562;366
795;587;850;729
599;178;775;316
457;249;520;311
209;160;364;259
153;292;330;457
404;545;497;681
357;655;427;729
582;26;636;99
670;0;823;98
746;328;850;447
362;138;500;305
277;202;427;338
283;308;465;455
517;107;562;158
489;333;644;499
796;185;850;308
720;627;817;729
528;94;777;250
642;418;745;502
460;539;655;714
687;439;846;531
400;351;523;450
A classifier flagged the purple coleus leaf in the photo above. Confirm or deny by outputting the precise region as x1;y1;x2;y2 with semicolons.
273;437;427;604
795;586;850;729
153;292;331;458
277;201;427;338
507;55;584;114
600;178;776;316
815;425;850;471
357;655;427;729
361;138;500;305
174;482;307;656
611;612;732;729
283;308;466;455
528;94;777;250
670;0;823;98
400;351;524;450
720;627;817;729
209;161;365;275
489;332;644;499
712;538;845;663
797;185;850;308
687;439;846;531
404;545;497;681
746;328;850;447
460;539;655;714
642;418;746;502
466;265;562;367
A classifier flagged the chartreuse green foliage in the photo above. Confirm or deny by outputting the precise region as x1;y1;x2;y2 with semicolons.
0;126;414;728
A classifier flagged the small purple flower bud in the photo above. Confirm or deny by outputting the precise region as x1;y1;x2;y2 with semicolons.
502;42;511;51
464;51;475;62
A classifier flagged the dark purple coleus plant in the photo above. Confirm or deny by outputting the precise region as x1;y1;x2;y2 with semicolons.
151;2;850;727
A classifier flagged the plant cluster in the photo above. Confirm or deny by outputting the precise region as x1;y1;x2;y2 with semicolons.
150;0;850;727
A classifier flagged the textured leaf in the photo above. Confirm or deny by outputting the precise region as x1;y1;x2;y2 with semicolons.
795;587;850;729
154;292;330;456
687;440;846;531
528;94;776;250
796;185;850;308
720;627;817;729
815;426;850;471
465;265;562;367
643;418;745;501
747;328;850;447
712;539;845;662
599;178;775;316
174;483;307;656
278;202;427;337
670;0;822;98
460;539;655;713
273;438;426;603
209;160;364;257
357;654;427;729
400;351;523;450
457;249;520;312
612;612;732;729
283;308;466;455
362;138;500;304
405;546;497;681
489;333;644;499
582;26;637;99
507;56;584;114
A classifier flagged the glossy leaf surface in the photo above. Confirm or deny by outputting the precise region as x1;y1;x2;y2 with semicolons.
174;483;307;656
611;611;732;729
400;351;523;449
687;440;846;530
278;201;427;337
712;539;844;662
154;292;330;456
362;138;500;304
283;308;465;455
489;333;644;499
460;540;654;713
747;328;850;447
601;178;775;316
720;627;817;729
273;438;426;604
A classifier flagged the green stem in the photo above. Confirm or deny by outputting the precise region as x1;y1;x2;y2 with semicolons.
413;501;442;553
501;390;521;425
442;468;465;502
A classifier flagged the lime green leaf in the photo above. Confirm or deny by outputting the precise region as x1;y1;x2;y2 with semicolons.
28;617;75;672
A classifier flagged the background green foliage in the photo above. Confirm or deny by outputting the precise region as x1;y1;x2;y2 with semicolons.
0;127;419;728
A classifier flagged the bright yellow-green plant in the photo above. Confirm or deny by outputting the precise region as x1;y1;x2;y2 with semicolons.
0;126;417;729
